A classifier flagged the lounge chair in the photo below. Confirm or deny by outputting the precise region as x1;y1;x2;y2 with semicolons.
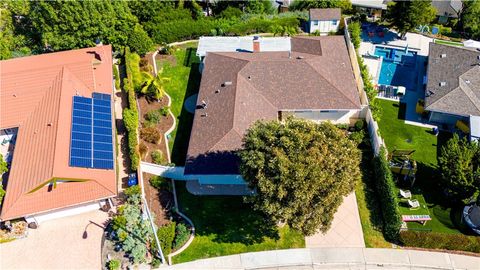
408;199;420;210
399;189;412;199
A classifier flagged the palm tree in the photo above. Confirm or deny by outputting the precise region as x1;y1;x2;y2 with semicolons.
140;68;170;101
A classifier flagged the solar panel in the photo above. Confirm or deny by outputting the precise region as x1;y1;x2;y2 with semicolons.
69;93;114;170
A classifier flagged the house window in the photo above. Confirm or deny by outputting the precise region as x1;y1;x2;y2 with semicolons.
332;20;338;26
313;21;319;26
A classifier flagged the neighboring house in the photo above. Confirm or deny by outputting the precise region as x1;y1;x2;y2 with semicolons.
0;46;116;225
351;0;388;21
431;0;462;23
308;8;341;34
185;36;362;185
425;43;480;129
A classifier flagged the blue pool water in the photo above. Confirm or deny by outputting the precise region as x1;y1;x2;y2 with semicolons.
374;46;418;90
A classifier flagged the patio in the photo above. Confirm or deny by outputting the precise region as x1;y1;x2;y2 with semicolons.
0;210;108;270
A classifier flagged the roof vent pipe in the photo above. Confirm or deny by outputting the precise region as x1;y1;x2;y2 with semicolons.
440;81;446;86
253;36;260;53
440;53;447;58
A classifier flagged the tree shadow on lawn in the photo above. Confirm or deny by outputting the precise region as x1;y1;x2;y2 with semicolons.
176;181;279;245
359;145;385;230
413;162;462;232
171;62;201;166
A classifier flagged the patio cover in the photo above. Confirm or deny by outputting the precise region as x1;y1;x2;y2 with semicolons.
463;39;480;49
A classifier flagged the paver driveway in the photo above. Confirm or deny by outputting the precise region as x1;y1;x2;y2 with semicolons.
305;192;365;248
0;210;108;270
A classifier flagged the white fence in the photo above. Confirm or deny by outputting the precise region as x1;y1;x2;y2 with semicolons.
344;17;386;156
366;108;385;156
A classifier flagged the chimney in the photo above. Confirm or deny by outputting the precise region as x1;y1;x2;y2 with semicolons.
253;36;260;53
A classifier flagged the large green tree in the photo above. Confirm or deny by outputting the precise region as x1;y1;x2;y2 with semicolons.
128;24;154;56
238;118;361;236
385;0;436;38
28;0;137;51
438;134;480;201
289;0;352;12
460;0;480;39
0;0;33;59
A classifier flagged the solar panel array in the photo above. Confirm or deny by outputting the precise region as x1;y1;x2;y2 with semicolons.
69;93;114;170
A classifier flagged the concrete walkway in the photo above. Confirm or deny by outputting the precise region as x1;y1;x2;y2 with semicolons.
305;193;365;248
0;210;108;270
163;247;480;270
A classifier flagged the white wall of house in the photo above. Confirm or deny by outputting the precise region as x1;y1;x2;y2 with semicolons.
25;200;107;225
309;19;340;34
428;111;467;125
288;109;360;124
194;174;246;185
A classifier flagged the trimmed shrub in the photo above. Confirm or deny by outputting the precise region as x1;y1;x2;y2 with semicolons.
348;21;361;49
174;223;190;249
125;47;143;91
138;142;148;158
159;106;169;117
354;119;365;131
157;222;176;255
140;127;161;144
373;147;402;241
113;65;120;91
108;259;121;270
151;150;165;165
400;230;480;253
145;110;162;124
149;175;170;190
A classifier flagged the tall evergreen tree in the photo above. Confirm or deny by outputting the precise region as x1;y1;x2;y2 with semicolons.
460;0;480;39
239;118;361;236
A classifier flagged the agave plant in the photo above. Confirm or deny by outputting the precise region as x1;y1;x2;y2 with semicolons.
140;68;170;101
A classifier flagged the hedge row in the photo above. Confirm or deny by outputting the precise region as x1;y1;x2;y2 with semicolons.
124;47;143;91
113;65;120;90
123;47;141;171
147;15;301;44
348;20;381;121
373;148;402;241
400;230;480;254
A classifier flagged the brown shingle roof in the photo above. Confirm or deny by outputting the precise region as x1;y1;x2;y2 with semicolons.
185;36;360;175
0;45;116;220
425;43;480;116
309;8;341;21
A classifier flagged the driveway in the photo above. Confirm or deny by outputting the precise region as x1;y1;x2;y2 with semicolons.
0;210;108;270
305;192;365;248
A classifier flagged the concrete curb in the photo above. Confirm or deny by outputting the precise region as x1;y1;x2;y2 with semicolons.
163;247;480;269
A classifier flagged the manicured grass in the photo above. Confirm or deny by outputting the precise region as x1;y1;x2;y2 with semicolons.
355;135;391;248
376;99;462;234
172;182;305;264
434;39;464;47
158;44;201;165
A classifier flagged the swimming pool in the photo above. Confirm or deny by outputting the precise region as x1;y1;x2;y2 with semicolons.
374;46;418;90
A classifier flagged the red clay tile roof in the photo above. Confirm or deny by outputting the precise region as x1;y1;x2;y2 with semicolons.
0;45;116;220
309;8;341;21
185;36;361;175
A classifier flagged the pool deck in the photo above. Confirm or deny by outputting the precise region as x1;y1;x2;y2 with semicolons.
360;31;436;128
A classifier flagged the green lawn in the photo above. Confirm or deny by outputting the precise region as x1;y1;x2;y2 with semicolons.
434;39;464;47
172;182;305;264
158;43;201;165
376;99;463;234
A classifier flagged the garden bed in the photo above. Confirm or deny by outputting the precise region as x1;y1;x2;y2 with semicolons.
144;173;174;226
137;95;173;164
